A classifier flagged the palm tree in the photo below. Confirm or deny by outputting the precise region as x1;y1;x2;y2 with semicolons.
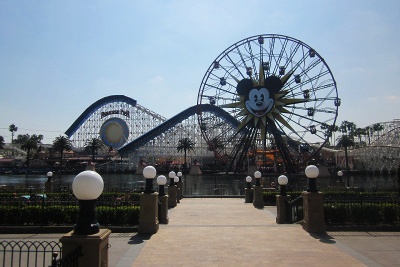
336;135;355;172
0;136;5;149
85;138;105;162
9;124;18;144
18;134;43;166
177;137;195;168
339;120;357;137
372;123;384;139
354;128;366;147
52;135;73;170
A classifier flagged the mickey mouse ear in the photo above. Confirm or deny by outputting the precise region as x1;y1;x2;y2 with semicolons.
236;79;253;95
265;76;283;93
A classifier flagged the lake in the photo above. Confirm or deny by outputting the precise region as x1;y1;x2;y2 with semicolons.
0;171;398;196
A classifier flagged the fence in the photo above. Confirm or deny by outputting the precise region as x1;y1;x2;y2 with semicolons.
0;240;82;267
0;240;60;267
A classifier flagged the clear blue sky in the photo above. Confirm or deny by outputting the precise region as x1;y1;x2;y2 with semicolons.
1;0;399;143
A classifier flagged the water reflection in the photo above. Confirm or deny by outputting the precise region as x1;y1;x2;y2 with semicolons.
0;173;398;195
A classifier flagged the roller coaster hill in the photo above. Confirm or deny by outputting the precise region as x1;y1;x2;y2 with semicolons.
61;95;400;176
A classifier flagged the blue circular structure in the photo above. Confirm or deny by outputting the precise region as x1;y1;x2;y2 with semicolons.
100;117;129;148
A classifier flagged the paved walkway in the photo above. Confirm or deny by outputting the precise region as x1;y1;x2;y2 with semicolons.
2;198;400;266
116;198;400;266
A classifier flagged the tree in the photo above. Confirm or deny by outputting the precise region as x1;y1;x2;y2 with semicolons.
9;124;18;144
0;136;4;149
177;138;195;168
354;128;366;147
336;134;355;172
52;135;73;170
17;134;43;166
339;121;357;137
85;138;105;162
372;123;384;139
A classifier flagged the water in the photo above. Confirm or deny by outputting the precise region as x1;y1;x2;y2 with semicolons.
0;172;398;195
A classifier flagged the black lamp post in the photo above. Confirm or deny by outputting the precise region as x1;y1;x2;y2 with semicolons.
278;175;288;196
305;165;319;193
47;171;53;183
246;176;252;189
169;171;176;186
72;170;104;235
143;166;157;193
254;171;261;186
157;175;167;196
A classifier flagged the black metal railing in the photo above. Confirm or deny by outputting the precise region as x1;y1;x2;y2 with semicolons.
51;246;82;267
288;195;303;223
0;240;61;267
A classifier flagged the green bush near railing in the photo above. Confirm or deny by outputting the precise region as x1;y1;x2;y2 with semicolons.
0;205;140;226
324;203;400;225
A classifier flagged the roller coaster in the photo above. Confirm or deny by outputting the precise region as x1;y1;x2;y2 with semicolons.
64;95;400;175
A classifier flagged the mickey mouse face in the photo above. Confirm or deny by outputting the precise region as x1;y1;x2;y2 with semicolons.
245;87;274;117
236;76;282;118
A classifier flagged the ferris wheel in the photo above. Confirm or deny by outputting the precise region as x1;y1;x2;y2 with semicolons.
197;34;340;173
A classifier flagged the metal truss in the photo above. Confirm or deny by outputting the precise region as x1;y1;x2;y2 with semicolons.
65;96;235;170
66;95;166;150
336;120;400;173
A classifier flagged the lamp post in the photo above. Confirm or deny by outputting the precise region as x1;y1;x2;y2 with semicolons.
305;165;319;193
245;176;253;203
45;171;53;193
174;176;180;203
177;171;183;200
253;171;264;208
143;166;156;193
278;175;288;196
276;175;290;224
157;175;169;224
337;170;343;182
168;171;177;208
72;170;104;235
246;176;252;189
254;171;261;186
47;171;53;182
139;166;159;234
157;175;167;196
302;165;325;233
60;170;111;267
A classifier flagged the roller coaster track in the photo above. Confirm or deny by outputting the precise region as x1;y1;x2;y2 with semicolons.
118;104;239;156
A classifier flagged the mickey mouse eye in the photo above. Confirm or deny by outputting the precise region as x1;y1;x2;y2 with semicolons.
253;95;258;101
261;94;264;101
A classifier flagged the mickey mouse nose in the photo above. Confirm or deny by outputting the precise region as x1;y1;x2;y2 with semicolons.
256;102;262;106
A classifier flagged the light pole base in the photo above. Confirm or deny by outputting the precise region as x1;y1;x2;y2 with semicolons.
168;186;177;208
276;195;291;224
158;195;169;224
60;229;111;267
245;188;253;203
301;192;325;233
138;192;159;234
253;186;264;208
